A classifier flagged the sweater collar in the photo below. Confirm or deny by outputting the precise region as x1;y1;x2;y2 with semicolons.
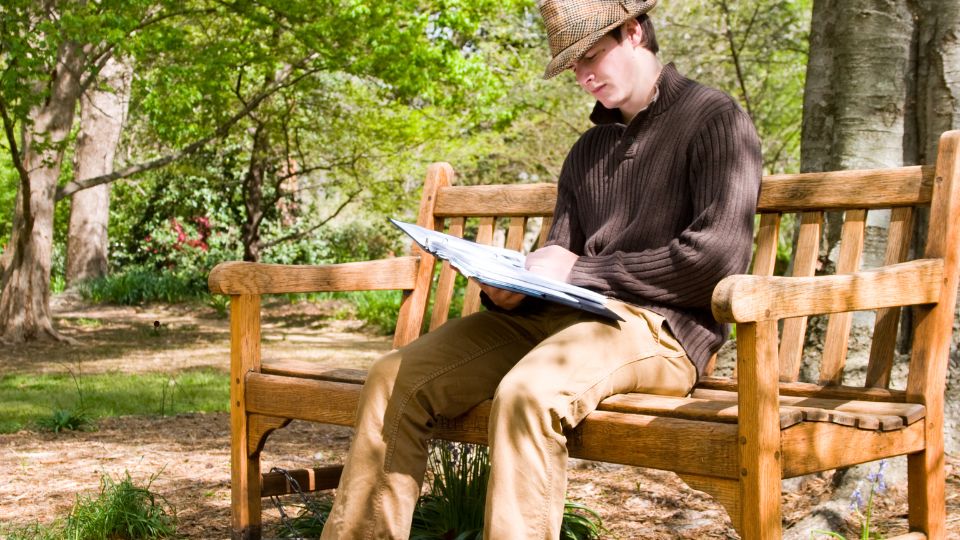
589;62;689;126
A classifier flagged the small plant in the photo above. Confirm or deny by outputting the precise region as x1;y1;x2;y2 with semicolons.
811;460;888;540
63;470;177;540
36;360;93;433
274;442;605;539
0;520;63;540
35;408;93;433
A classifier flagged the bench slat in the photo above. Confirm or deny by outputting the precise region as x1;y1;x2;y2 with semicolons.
757;165;935;212
434;184;557;217
866;206;915;387
779;211;823;381
697;376;908;402
820;209;868;384
208;258;421;295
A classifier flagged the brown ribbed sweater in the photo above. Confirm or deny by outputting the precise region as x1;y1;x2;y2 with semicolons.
545;63;762;376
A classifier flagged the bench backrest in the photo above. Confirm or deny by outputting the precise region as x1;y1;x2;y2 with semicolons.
394;132;960;406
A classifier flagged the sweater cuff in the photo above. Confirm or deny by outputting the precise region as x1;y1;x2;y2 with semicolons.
567;255;611;290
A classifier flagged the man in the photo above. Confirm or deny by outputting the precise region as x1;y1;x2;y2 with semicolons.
321;0;761;538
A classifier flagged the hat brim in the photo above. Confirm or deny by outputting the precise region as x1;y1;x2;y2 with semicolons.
542;17;627;79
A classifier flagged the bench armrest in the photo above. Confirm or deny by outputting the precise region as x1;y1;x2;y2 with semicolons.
711;258;943;323
208;257;422;295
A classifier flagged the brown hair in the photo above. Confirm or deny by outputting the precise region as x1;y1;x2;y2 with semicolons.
607;14;659;54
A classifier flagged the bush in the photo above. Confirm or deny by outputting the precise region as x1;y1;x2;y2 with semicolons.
78;265;209;305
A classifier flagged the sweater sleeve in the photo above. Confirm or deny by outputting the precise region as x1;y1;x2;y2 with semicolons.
544;151;585;255
565;106;762;309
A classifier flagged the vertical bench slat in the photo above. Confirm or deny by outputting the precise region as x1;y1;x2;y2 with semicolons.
536;216;553;249
819;209;867;384
461;217;496;317
429;218;465;332
505;216;527;252
779;212;824;382
752;213;781;277
865;207;915;388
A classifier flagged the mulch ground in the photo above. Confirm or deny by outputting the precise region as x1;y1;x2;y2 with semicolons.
1;301;957;538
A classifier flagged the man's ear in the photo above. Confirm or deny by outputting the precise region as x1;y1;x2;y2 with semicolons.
623;18;644;48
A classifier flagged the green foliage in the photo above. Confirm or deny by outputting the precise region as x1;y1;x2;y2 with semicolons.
35;408;94;433
351;290;403;336
78;265;210;305
659;0;810;174
276;496;333;538
0;369;228;433
411;442;491;538
274;442;605;539
0;471;177;540
0;520;62;540
62;471;177;540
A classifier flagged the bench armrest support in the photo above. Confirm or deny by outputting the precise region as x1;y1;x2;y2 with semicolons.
208;257;422;295
712;258;944;323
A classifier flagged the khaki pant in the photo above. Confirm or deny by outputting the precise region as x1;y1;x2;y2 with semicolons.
320;299;697;540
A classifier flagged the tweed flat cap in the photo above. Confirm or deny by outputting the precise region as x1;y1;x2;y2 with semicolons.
537;0;657;79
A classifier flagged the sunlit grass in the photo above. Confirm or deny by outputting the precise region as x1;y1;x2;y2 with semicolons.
0;369;228;433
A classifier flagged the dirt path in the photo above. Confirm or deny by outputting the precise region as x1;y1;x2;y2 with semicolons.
1;300;957;538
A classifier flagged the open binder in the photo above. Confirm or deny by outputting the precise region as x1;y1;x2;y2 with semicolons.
391;219;623;321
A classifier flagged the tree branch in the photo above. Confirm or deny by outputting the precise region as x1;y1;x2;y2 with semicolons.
55;53;321;201
260;189;362;249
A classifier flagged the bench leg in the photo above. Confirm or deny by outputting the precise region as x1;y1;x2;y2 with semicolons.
230;294;263;540
736;321;783;539
907;422;946;539
232;436;262;540
678;474;742;535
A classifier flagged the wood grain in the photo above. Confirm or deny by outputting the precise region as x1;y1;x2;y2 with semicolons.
781;420;925;478
866;206;915;388
433;183;557;217
429;217;465;331
779;212;823;381
208;258;420;295
712;259;944;323
735;321;783;539
905;131;960;538
820;209;867;385
229;294;263;539
758;165;934;212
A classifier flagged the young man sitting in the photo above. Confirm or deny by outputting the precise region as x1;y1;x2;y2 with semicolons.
320;1;761;538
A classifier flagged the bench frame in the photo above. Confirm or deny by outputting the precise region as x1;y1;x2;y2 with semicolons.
209;130;960;539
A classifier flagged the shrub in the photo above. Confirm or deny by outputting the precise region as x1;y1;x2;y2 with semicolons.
78;265;209;305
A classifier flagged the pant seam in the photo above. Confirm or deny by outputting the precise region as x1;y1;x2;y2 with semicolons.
368;335;525;537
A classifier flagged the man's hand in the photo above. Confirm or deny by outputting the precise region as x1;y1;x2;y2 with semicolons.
524;245;578;282
478;283;526;310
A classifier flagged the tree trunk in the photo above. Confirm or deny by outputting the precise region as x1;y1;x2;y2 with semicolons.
802;0;914;269
66;56;131;286
240;122;271;262
0;40;87;342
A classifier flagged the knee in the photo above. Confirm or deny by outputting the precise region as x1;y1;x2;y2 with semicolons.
492;374;554;421
363;352;403;398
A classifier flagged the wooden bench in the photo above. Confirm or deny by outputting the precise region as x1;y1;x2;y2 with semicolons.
209;130;960;539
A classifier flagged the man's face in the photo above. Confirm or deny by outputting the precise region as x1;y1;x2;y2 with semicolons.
570;30;640;111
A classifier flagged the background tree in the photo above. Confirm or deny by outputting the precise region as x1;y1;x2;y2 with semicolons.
66;56;132;286
0;0;527;342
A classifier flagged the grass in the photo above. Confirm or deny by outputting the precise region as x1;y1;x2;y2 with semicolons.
0;369;228;433
0;471;177;539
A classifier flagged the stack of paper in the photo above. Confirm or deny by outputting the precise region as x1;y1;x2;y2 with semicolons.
390;219;622;321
